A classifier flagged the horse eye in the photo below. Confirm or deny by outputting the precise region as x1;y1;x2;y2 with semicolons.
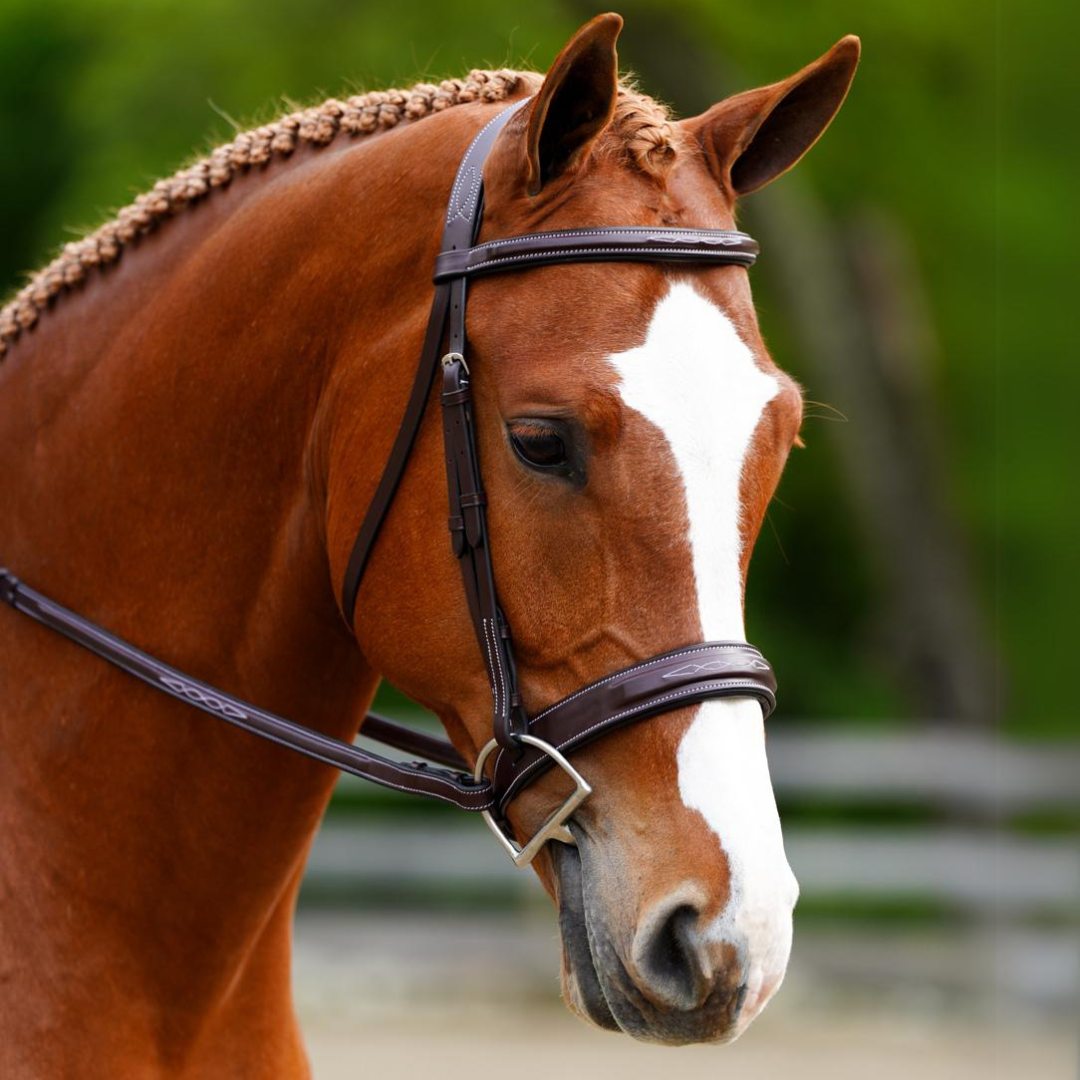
509;423;569;472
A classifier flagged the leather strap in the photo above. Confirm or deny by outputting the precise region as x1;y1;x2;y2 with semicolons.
338;283;451;624
340;99;530;629
434;227;758;282
440;354;526;749
360;713;467;771
491;641;775;814
0;571;492;810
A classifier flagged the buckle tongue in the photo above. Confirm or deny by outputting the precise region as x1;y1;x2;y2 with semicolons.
473;734;591;867
441;351;468;374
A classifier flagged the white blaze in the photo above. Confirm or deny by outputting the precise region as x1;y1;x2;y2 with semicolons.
608;282;798;1029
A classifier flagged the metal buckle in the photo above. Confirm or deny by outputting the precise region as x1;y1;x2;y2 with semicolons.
441;351;468;374
473;733;592;867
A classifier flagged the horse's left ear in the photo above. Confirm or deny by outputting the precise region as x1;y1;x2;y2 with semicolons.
524;12;623;195
684;35;860;197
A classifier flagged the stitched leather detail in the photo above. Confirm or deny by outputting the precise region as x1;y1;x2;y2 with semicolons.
0;572;495;811
490;641;776;810
433;229;759;282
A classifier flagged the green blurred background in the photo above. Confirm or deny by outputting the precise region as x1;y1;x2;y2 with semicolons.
1;1;1075;1069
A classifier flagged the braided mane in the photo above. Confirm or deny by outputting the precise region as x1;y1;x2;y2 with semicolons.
0;70;679;360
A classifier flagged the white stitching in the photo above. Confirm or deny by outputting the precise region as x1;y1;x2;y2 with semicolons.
489;618;508;724
478;228;754;250
445;100;529;226
531;643;758;722
360;758;494;807
473;246;755;270
482;617;501;717
377;779;494;809
493;624;506;717
452;167;484;223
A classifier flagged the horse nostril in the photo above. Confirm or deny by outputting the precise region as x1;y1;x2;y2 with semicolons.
633;901;710;1011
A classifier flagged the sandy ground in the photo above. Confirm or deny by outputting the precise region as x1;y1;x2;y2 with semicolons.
302;1013;1074;1080
293;910;1078;1080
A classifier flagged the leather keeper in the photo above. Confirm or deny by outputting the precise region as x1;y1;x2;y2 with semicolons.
448;515;466;557
442;387;472;407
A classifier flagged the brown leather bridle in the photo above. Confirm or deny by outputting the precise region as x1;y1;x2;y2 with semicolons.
1;99;777;866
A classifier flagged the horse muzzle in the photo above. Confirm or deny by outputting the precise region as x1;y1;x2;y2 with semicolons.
551;824;794;1045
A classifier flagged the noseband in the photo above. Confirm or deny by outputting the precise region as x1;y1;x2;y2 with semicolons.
1;98;777;866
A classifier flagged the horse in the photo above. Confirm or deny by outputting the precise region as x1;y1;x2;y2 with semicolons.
0;12;859;1073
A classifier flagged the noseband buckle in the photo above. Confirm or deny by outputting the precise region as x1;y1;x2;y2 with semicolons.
473;734;591;867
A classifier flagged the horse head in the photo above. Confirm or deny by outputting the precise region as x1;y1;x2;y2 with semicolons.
333;14;859;1045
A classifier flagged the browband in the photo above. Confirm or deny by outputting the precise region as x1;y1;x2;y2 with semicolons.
432;227;759;282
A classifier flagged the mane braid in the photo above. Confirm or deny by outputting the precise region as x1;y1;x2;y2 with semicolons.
0;70;678;360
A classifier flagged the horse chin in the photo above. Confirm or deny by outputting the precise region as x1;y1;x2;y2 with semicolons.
550;840;619;1032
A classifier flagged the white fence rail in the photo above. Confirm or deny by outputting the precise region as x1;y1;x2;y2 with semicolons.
766;727;1079;811
310;727;1080;915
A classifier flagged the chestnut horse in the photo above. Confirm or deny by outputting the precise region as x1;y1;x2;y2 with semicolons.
0;13;858;1073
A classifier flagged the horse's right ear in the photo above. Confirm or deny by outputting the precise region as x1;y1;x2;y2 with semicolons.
523;13;623;196
683;35;860;197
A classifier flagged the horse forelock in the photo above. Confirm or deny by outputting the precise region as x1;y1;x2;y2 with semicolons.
0;70;679;360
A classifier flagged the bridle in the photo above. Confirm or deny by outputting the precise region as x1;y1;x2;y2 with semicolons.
0;98;777;867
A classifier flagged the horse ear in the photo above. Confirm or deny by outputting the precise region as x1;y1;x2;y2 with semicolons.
684;35;860;197
524;13;623;196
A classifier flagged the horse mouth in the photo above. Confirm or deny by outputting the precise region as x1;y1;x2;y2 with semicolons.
550;837;620;1032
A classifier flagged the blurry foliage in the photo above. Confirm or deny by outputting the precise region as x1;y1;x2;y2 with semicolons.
0;0;1070;734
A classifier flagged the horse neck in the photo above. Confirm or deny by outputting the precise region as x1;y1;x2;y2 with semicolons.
0;108;477;1063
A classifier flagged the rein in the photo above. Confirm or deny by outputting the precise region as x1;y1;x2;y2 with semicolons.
0;97;777;866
